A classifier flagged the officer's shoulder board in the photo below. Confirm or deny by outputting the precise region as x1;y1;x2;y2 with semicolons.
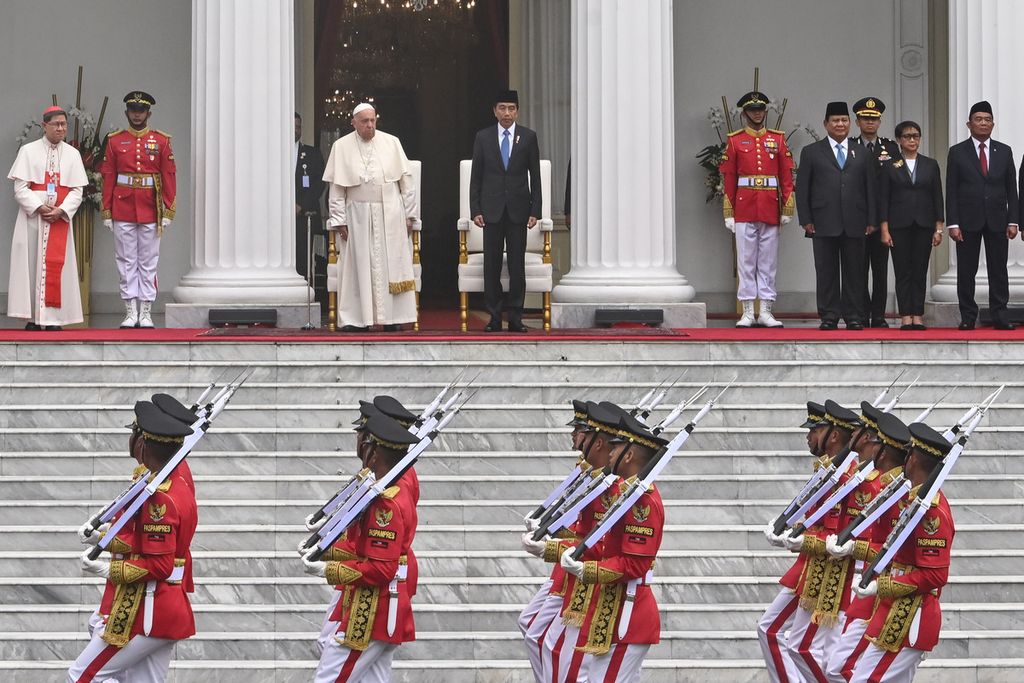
152;129;173;140
156;477;174;493
107;129;125;139
381;485;401;500
768;128;786;136
727;129;744;137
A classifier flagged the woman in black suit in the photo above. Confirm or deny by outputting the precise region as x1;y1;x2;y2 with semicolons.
879;121;944;330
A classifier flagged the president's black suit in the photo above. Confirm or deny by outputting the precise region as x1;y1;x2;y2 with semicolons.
879;155;943;315
469;124;542;322
796;137;876;325
946;137;1018;324
295;142;326;280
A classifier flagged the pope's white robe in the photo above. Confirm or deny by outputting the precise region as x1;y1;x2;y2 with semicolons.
7;137;87;325
324;131;417;327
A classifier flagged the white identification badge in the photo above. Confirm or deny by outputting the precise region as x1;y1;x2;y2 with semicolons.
46;182;57;203
302;175;310;188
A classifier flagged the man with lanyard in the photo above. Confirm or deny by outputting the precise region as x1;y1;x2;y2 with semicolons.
99;91;177;329
7;105;88;330
68;401;197;682
845;423;954;682
719;90;796;328
558;411;668;682
302;414;420;682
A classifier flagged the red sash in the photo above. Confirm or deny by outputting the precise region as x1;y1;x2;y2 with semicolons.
28;178;71;308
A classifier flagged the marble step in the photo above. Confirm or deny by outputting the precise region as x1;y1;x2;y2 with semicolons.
4;548;1021;579
4;601;1021;635
4;496;1024;527
5;627;1024;662
2;575;1022;607
3;472;1023;502
4;522;1023;553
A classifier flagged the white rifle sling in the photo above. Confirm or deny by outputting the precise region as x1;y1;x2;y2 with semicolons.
617;569;654;640
143;580;157;636
387;563;408;636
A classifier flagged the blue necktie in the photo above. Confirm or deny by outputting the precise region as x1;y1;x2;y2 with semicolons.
836;143;846;169
501;129;511;170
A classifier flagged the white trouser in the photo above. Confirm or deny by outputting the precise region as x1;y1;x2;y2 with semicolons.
518;579;560;682
849;643;924;683
582;641;650;683
735;220;780;301
66;626;175;683
788;606;844;683
541;620;589;683
113;221;160;302
314;638;397;683
314;589;344;657
757;587;805;683
87;608;104;638
825;617;869;682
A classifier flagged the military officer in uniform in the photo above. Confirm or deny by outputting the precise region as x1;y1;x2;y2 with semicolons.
99;91;177;329
851;97;901;327
68;401;197;682
719;90;796;327
303;414;420;683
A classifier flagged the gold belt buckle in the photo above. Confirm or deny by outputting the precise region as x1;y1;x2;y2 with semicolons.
755;177;765;187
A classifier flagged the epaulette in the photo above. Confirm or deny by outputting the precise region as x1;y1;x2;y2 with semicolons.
108;129;125;138
727;129;744;137
381;485;401;500
148;475;174;493
930;491;943;508
152;129;173;139
865;469;881;482
768;128;786;135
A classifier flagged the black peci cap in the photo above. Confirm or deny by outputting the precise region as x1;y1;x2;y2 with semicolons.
825;101;850;119
969;100;993;117
496;89;519;105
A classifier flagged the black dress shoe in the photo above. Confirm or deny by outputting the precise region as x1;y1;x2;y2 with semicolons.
340;325;369;332
900;324;914;330
871;319;889;328
819;321;838;331
24;322;41;331
382;324;401;332
483;319;502;332
958;321;975;331
994;321;1018;331
508;320;529;333
846;321;864;330
44;325;62;331
912;323;927;331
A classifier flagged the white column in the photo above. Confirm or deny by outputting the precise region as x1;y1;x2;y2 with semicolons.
929;0;1024;305
552;0;697;309
173;0;308;305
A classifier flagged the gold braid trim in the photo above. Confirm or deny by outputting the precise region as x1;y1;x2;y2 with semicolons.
553;528;578;541
581;561;624;585
802;535;827;558
326;562;363;586
579;583;624;655
544;540;568;563
812;556;851;627
852;540;875;563
722;194;735;219
869;594;924;653
878;575;918;599
102;581;145;647
109;559;150;585
153;172;164;237
107;536;133;554
339;585;380;651
782;192;796;216
561;581;591;627
389;279;416;294
322;547;359;562
799;555;827;611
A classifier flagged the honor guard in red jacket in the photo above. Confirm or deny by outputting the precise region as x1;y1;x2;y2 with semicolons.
303;414;420;683
68;401;197;683
99;91;176;329
846;423;955;682
719;90;796;328
559;411;668;683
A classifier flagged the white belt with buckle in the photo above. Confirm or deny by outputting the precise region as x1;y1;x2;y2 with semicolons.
738;176;779;188
116;174;154;187
386;564;408;636
617;569;654;639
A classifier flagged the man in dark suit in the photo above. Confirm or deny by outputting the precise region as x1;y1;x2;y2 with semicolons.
796;101;877;330
470;90;542;333
295;113;326;281
946;100;1019;330
851;97;901;327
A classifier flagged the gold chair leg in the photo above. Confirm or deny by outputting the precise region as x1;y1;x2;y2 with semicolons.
414;291;420;332
460;291;468;333
543;291;551;331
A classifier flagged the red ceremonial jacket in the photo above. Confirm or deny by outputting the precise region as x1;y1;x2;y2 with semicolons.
719;127;795;224
99;127;176;224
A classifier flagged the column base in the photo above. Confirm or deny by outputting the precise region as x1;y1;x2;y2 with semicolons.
924;300;961;327
165;303;321;329
551;302;706;329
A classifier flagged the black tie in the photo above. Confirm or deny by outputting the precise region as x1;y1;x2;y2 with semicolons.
867;142;875;155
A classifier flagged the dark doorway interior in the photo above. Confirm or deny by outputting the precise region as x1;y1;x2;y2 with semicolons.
314;0;510;307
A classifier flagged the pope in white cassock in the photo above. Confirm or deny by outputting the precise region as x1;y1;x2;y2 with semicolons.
7;106;88;330
323;103;418;331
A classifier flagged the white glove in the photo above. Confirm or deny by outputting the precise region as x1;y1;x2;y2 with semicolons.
78;522;110;546
763;520;786;548
103;219;113;231
782;530;804;552
80;550;110;579
853;579;878;598
301;549;327;578
826;533;855;558
524;514;540;533
161;217;171;228
780;215;792;226
521;532;547;558
724;217;736;233
560;547;585;579
297;538;313;557
305;512;327;532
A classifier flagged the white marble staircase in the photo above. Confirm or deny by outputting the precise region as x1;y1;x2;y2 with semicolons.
0;340;1023;682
